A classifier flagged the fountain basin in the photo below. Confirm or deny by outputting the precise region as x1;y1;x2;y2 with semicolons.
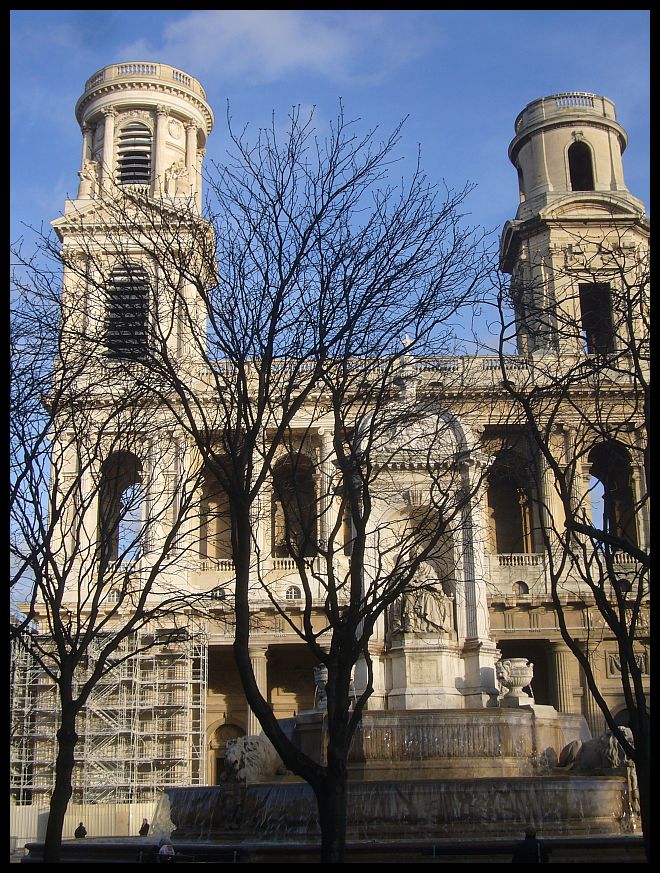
158;774;631;842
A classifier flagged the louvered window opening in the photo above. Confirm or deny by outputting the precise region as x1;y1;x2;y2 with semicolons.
117;122;152;185
105;265;149;360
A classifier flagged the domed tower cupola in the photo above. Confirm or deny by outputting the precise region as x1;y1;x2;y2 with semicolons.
499;93;648;356
506;92;643;221
73;62;214;212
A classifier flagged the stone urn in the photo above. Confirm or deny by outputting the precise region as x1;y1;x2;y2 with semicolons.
497;658;534;704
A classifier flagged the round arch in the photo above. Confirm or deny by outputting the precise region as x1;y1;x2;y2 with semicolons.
208;721;244;785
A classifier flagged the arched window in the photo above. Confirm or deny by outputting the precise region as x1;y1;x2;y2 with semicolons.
199;470;232;562
513;581;529;596
588;442;638;547
105;263;150;360
487;452;536;554
568;141;595;191
285;585;302;601
98;451;143;563
272;455;317;558
117;122;152;186
613;708;631;728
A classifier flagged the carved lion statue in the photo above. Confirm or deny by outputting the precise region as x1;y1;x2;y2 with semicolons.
223;734;283;784
559;726;635;772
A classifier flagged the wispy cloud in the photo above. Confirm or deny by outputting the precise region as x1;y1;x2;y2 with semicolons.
118;10;439;86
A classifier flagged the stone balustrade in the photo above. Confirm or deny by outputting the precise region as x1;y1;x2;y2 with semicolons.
84;62;207;99
514;92;615;135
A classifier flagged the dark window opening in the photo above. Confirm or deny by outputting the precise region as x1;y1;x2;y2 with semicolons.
98;451;143;564
272;456;318;558
200;471;232;561
579;282;614;356
117;122;152;186
105;264;149;360
487;456;536;554
568;141;594;191
588;442;638;549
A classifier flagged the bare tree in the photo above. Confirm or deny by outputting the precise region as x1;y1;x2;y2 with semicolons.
67;105;493;862
10;240;216;862
494;223;650;856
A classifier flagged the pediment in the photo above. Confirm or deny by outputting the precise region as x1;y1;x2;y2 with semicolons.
358;403;476;469
51;193;207;242
51;197;140;239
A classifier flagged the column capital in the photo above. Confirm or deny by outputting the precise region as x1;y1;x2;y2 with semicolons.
548;639;572;653
248;644;268;660
156;105;171;117
102;106;116;118
185;120;197;131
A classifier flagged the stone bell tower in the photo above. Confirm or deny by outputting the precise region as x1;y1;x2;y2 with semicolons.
52;62;215;367
499;92;649;356
73;61;213;209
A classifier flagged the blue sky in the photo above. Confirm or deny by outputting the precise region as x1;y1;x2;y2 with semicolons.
11;9;649;252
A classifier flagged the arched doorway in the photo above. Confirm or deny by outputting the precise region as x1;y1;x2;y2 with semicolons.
210;723;243;784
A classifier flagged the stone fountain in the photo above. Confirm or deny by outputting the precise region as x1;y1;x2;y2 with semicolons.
23;658;642;863
151;659;640;853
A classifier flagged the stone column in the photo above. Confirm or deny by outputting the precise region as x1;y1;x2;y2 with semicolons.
196;147;205;211
251;487;268;577
457;452;501;706
141;440;155;557
536;449;556;535
317;429;334;551
630;464;648;553
154;106;170;193
101;107;116;190
549;641;574;713
563;427;585;521
80;122;92;167
458;453;491;642
185;123;197;178
246;646;268;735
581;645;605;737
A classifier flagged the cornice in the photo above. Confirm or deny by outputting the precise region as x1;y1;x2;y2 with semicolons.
76;79;214;136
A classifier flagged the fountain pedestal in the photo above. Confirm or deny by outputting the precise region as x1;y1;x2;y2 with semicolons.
293;706;590;779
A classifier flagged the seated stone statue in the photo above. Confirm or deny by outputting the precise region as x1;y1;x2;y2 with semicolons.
165;159;190;196
393;561;454;634
77;159;99;198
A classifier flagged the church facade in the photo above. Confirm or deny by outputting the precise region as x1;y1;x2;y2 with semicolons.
11;64;649;805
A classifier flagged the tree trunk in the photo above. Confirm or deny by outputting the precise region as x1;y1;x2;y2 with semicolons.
317;742;349;863
43;706;78;862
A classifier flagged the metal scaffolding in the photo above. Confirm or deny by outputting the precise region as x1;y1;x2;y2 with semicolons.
10;623;207;806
